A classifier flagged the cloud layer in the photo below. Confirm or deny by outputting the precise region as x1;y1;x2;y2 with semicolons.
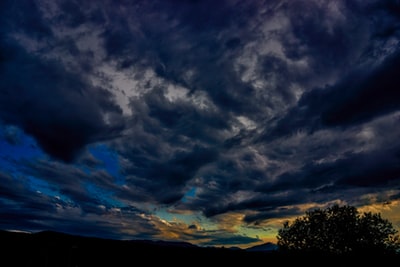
1;0;400;248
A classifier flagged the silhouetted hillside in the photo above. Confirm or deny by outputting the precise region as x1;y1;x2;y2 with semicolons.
245;242;278;252
0;229;269;266
1;229;399;266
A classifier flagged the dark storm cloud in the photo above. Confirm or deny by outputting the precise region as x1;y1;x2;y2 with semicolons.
0;0;52;39
199;190;303;219
0;170;63;229
120;143;219;204
20;160;105;212
264;147;400;196
99;0;268;117
335;147;400;188
2;0;400;247
141;88;230;140
0;163;159;239
283;0;367;74
263;47;400;141
321;52;400;127
200;233;261;247
268;0;400;135
0;39;124;163
0;171;35;203
243;206;302;224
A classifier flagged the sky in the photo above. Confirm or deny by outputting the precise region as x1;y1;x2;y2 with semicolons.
1;0;400;249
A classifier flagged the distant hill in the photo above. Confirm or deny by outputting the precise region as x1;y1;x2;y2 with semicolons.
0;229;270;265
1;229;399;266
246;242;278;252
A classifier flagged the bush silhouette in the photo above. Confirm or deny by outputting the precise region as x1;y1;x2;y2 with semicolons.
276;204;400;255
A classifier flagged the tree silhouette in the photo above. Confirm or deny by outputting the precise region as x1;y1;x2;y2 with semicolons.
276;204;400;255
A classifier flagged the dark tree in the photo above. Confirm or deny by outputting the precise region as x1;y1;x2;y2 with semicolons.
276;204;400;255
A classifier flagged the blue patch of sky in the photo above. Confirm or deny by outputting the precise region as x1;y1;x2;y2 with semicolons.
0;125;46;175
0;125;125;207
181;186;197;203
0;125;75;202
88;144;125;185
26;175;72;202
154;206;216;230
154;207;195;225
154;186;199;225
84;181;124;207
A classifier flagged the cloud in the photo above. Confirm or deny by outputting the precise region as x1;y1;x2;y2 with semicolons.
262;50;400;143
0;41;124;163
1;0;400;248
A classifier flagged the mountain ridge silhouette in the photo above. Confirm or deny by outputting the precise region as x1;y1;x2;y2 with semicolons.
1;229;399;266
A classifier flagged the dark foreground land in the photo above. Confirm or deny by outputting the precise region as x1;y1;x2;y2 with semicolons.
1;230;399;266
